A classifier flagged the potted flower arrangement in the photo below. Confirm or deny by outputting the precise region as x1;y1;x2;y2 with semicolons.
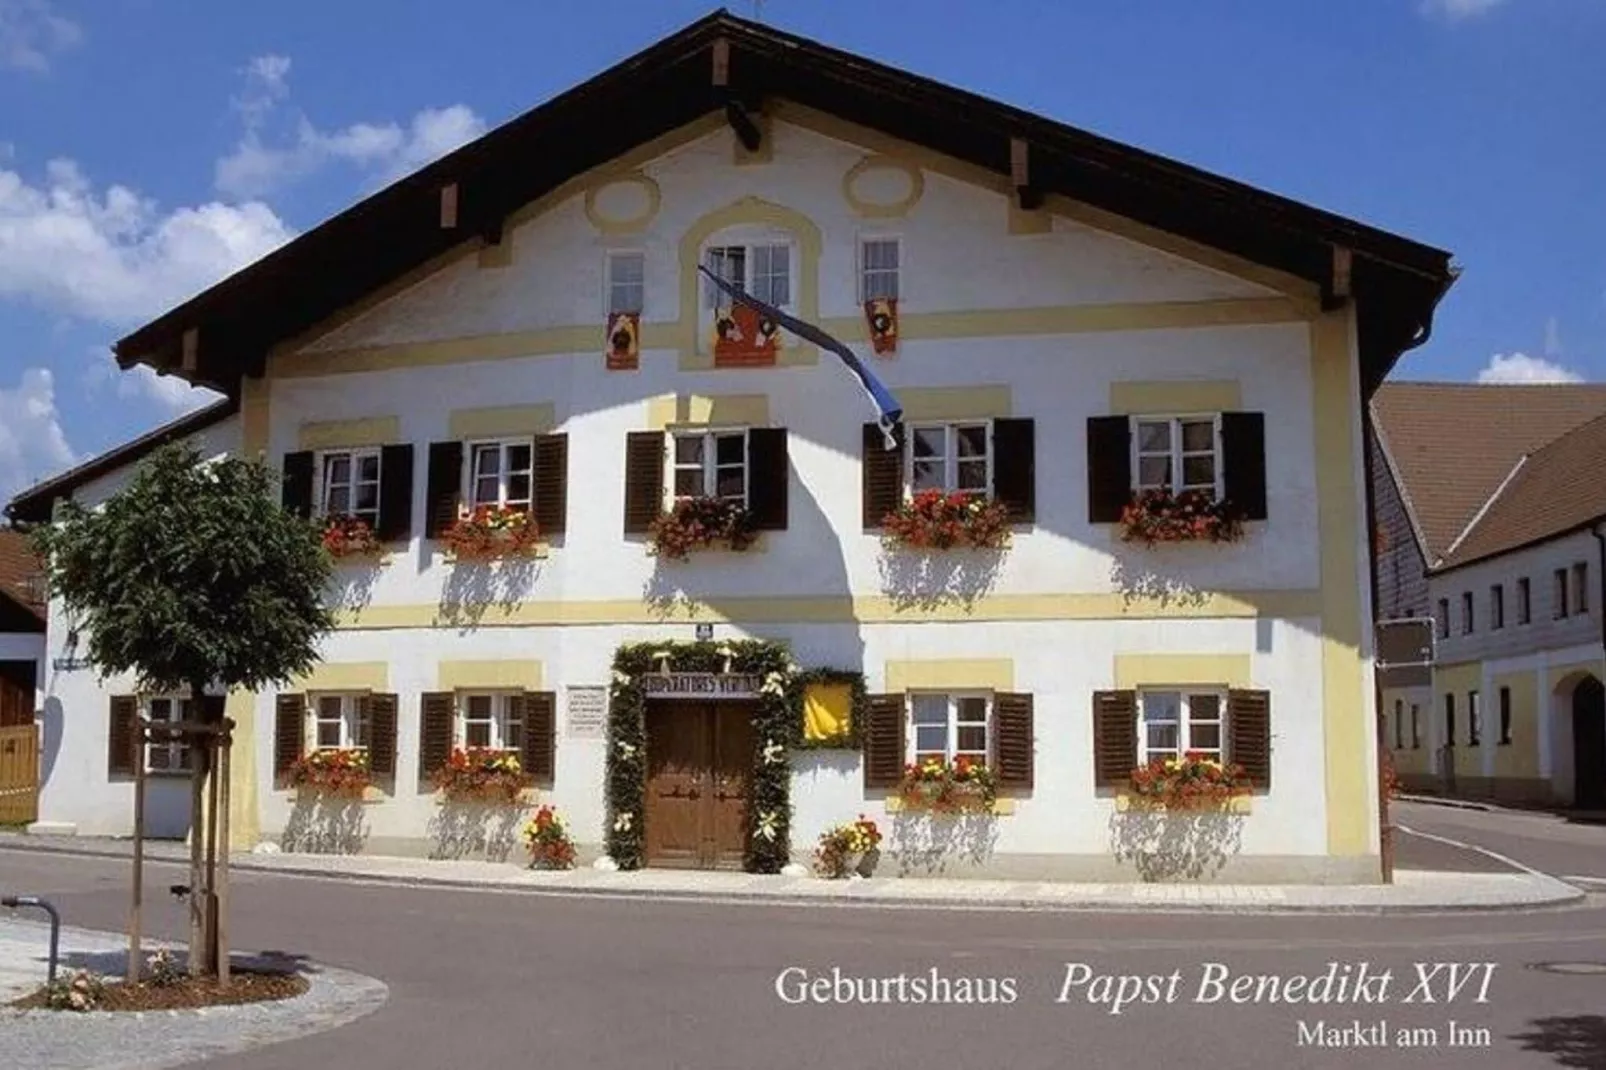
321;514;382;558
1118;489;1243;546
286;748;372;797
814;815;883;878
521;804;577;869
442;504;541;560
896;755;998;813
431;747;528;802
1127;751;1252;810
882;490;1011;551
647;496;757;560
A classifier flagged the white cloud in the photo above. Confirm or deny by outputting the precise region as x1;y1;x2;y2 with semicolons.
0;0;81;73
0;156;295;323
214;54;487;197
1476;352;1585;384
1420;0;1507;20
84;349;223;416
0;366;74;501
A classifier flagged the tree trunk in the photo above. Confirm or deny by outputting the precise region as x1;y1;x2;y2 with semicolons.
187;679;219;976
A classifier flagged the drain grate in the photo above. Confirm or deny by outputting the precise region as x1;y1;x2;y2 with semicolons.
1529;962;1606;976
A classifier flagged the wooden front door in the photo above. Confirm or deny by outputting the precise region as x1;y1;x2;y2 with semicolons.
645;703;752;869
1573;676;1606;810
0;660;36;728
0;725;38;825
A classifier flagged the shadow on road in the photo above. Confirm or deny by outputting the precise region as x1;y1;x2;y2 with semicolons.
1511;1015;1606;1069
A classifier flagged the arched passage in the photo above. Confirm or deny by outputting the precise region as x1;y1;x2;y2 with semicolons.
1573;675;1606;810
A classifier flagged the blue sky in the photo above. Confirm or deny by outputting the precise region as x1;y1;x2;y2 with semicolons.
1;0;1602;500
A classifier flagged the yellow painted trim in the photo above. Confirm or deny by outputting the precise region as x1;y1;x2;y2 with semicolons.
1113;654;1251;690
241;377;269;461
886;796;1017;816
225;689;259;850
1007;202;1051;236
330;589;1323;630
298;416;400;451
437;659;544;691
900;386;1011;422
886;658;1014;692
733;112;774;166
1108;380;1242;416
582;171;662;235
646;393;770;430
1311;310;1371;859
447;403;555;441
1114;793;1252;814
294;662;389;692
841;155;925;219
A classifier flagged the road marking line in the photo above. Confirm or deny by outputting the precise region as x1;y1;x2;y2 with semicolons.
1395;822;1566;882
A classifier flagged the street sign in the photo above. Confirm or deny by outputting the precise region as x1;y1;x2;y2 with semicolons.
1375;617;1434;688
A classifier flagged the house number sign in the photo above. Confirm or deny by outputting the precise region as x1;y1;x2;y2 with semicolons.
639;672;763;699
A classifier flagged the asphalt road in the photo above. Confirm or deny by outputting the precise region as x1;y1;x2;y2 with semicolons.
4;827;1606;1070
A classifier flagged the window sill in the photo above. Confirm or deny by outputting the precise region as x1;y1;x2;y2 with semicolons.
285;784;389;803
1113;792;1253;815
884;796;1017;816
441;542;551;564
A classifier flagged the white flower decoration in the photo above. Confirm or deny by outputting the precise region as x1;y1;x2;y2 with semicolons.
715;644;734;659
617;741;638;761
760;670;787;696
610;669;632;686
755;810;780;842
613;812;634;832
761;738;785;766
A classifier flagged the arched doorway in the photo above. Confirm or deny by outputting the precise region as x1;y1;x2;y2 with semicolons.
1572;676;1606;810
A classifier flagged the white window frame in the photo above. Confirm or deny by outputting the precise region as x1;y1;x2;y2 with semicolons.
1574;562;1590;614
667;426;750;505
604;249;646;316
700;234;797;312
858;235;902;303
464;437;535;512
1129;413;1224;497
144;696;192;773
1136;689;1228;765
458;691;525;751
316;447;382;524
312;693;370;752
905;420;993;497
906;691;992;765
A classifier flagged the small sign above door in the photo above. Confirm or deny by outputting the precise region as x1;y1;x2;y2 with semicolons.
640;672;764;699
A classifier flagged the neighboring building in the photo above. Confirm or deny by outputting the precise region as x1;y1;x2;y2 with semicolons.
1372;382;1606;809
5;14;1454;881
0;527;46;727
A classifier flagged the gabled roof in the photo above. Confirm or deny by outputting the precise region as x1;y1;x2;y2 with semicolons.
1370;381;1606;569
0;528;45;629
112;9;1454;396
4;397;238;524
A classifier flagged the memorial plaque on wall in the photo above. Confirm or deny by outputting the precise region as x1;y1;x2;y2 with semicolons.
566;686;608;740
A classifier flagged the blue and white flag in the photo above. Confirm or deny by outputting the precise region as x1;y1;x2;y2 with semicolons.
698;265;903;449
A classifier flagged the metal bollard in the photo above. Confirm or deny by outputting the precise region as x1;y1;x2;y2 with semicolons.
2;896;62;985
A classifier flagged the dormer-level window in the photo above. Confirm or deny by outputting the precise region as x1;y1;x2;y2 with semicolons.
606;251;645;315
860;238;900;301
1132;415;1221;497
703;244;791;308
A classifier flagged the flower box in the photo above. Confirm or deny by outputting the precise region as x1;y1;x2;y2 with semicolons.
442;505;541;560
1118;489;1243;546
432;747;529;803
1126;752;1252;810
895;755;998;813
881;490;1011;551
522;804;578;869
814;816;883;878
647;497;757;560
321;515;383;559
286;748;372;797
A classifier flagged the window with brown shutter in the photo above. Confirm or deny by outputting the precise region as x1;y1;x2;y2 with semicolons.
376;444;415;541
861;423;903;529
1085;417;1131;523
992;418;1035;523
273;693;305;783
367;693;399;777
993;692;1034;790
862;692;905;789
623;431;665;534
1220;412;1268;521
281;451;315;519
746;428;789;531
419;691;455;779
1091;689;1137;786
521;691;557;781
1227;689;1272;789
424;441;463;538
108;695;138;778
534;434;568;536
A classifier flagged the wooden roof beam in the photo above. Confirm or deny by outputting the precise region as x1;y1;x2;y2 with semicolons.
712;38;762;151
1323;244;1353;311
1010;137;1043;212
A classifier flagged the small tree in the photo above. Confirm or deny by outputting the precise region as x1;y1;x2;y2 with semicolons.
33;442;334;975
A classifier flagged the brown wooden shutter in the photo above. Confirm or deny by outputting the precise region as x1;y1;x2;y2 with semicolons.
377;444;415;541
993;692;1034;789
747;427;789;531
367;692;398;777
273;693;305;781
1092;689;1138;787
108;695;137;777
200;694;225;726
281;451;314;519
623;431;665;534
992;418;1036;523
534;433;568;536
419;691;455;778
521;691;557;781
424;441;463;539
1086;416;1132;523
1221;412;1268;521
862;692;906;789
861;423;904;529
1228;688;1272;789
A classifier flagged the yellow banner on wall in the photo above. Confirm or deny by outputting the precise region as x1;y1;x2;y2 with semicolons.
802;683;853;742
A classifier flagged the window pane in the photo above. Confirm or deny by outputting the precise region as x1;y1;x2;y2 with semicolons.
1137;421;1171;452
473;446;501;477
956;697;988;723
467;695;492;718
317;721;341;748
327;486;351;515
355;483;379;512
912;427;944;459
1143;692;1181;722
715;433;745;465
611;282;644;315
1189;694;1221;722
1190;723;1221;751
610;252;644;284
1137;456;1172;488
914;726;948;752
318;696;344;718
507;444;532;473
1181;455;1216;488
911;461;944;491
507;473;531;506
352;713;371;749
956;725;987;753
1180;420;1214;452
674;470;705;498
149;699;171;721
674;436;704;465
715;467;745;500
864;270;898;301
465;722;491;748
505;720;524;750
955;425;987;458
326;455;351;485
473;476;500;507
956;461;987;493
358;454;380;481
149;746;170;770
911;695;948;724
1145;724;1179;752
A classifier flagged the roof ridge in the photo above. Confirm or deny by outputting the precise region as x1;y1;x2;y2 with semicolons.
1442;454;1528;561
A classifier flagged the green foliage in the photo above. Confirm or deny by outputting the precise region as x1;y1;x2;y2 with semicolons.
31;442;335;698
